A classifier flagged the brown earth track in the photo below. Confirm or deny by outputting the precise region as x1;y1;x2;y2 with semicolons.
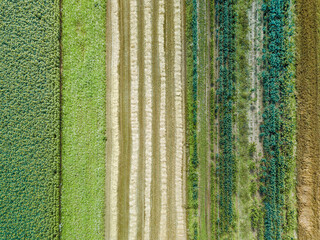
137;0;146;239
150;0;161;238
296;0;320;239
164;0;177;238
105;0;120;239
105;0;112;238
105;1;186;238
117;0;132;239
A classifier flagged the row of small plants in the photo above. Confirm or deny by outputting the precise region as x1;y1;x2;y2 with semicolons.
186;0;199;239
215;0;237;237
260;0;296;239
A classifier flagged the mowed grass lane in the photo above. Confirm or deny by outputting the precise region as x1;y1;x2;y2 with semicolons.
61;0;106;239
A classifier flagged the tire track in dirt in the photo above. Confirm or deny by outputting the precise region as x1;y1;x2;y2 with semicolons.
106;1;186;238
137;0;146;239
174;0;187;238
149;0;161;238
129;0;139;238
165;0;177;238
297;0;320;238
143;0;153;238
159;0;168;239
117;0;132;239
105;0;120;239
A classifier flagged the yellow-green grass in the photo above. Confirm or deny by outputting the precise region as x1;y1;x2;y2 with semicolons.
0;0;60;238
61;0;106;239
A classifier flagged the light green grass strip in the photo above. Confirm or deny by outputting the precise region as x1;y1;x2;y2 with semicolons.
61;0;106;239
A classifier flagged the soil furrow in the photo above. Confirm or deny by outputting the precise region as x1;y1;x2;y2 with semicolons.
106;1;120;239
143;0;153;238
165;0;177;238
129;0;139;238
297;0;320;238
117;0;132;239
137;0;146;239
105;0;112;237
174;0;186;238
158;1;168;239
149;0;161;238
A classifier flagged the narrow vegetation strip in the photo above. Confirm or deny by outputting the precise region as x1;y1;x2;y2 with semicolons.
0;1;60;238
260;1;296;239
186;0;199;238
215;0;237;237
61;0;106;239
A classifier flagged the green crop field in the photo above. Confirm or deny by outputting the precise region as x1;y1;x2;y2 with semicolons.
60;0;106;239
1;0;319;239
0;0;60;238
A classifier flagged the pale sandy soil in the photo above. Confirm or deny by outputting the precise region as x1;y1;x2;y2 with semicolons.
129;0;139;238
159;0;168;238
248;0;263;163
105;0;119;239
105;1;186;239
174;0;187;238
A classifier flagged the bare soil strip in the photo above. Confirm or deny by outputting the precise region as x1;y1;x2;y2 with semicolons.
105;0;112;237
297;0;320;239
106;0;120;239
174;0;187;238
149;0;161;238
143;0;153;238
105;2;186;238
117;1;132;239
137;0;146;239
129;0;139;238
165;0;177;238
159;0;168;238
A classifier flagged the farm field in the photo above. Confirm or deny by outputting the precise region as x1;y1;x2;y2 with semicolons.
0;1;60;238
1;0;320;239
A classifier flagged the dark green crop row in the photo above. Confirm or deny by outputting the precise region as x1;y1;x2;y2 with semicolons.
260;0;296;239
186;0;199;239
0;0;60;239
215;0;236;237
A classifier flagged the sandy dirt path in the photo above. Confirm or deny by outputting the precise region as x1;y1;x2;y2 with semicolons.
137;0;146;239
106;1;186;238
164;0;177;238
174;0;187;238
143;0;153;239
159;0;168;239
129;0;139;238
297;0;320;239
105;0;120;239
150;0;161;237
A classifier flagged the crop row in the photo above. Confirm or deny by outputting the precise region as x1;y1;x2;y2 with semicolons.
186;0;199;239
260;0;296;239
216;0;237;237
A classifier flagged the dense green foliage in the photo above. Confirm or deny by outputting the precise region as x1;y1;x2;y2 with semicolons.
260;0;296;239
61;0;106;239
198;0;210;239
0;0;60;238
209;1;217;239
186;0;199;239
216;0;236;237
280;2;297;239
